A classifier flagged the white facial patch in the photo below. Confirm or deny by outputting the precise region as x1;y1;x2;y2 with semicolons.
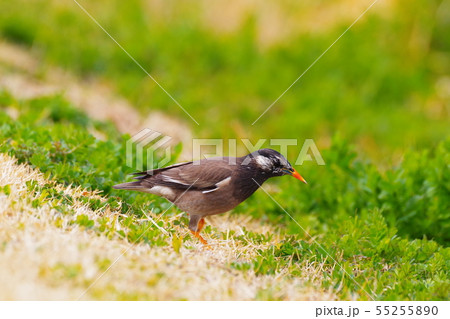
254;155;273;170
279;156;289;168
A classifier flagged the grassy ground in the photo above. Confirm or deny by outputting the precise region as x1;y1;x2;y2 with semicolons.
0;0;449;300
0;88;448;300
0;153;336;300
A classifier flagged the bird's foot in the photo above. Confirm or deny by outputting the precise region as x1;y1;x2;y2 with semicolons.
190;230;212;250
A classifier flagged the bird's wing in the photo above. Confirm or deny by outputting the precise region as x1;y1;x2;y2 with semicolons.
132;161;193;178
162;159;233;190
140;159;234;191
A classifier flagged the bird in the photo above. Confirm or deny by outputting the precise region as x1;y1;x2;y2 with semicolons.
113;148;307;247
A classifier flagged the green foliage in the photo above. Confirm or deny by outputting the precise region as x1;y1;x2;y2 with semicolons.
1;0;449;300
234;210;449;300
236;135;450;245
0;0;448;161
0;91;448;300
74;214;95;229
1;93;153;211
0;184;11;195
0;92;177;247
230;136;449;299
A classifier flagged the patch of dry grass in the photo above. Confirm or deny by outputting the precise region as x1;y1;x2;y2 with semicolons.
0;153;338;300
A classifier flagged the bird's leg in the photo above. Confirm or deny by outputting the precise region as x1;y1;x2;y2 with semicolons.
190;218;209;246
197;218;206;232
189;216;210;248
193;218;209;244
190;230;209;246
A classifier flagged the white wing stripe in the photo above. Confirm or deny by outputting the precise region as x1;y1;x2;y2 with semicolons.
216;176;231;187
161;175;190;185
202;176;231;194
202;188;217;194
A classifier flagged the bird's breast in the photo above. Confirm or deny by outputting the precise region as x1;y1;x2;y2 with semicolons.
172;189;240;216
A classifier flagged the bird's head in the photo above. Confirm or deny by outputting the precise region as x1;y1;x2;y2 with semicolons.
248;148;307;183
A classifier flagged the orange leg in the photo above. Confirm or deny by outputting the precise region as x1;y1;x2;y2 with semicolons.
197;218;206;232
190;218;210;248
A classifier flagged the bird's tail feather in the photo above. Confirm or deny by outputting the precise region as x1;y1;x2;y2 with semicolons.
113;181;144;190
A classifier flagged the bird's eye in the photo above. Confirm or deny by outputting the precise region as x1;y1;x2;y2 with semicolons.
272;157;281;167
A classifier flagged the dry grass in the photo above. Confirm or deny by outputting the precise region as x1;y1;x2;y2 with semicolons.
0;153;338;300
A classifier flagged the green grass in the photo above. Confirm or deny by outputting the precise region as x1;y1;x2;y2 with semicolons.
0;91;175;247
1;0;449;162
1;0;449;300
1;91;448;300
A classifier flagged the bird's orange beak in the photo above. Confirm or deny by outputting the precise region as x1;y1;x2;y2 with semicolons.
291;168;307;184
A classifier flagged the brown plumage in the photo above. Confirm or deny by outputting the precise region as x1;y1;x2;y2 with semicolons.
113;148;306;246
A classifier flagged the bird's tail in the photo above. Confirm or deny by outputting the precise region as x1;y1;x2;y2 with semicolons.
112;181;145;190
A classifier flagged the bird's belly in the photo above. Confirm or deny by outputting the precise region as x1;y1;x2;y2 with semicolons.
172;191;241;216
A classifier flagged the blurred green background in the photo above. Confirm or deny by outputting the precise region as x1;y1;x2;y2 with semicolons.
1;0;449;163
1;0;449;300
